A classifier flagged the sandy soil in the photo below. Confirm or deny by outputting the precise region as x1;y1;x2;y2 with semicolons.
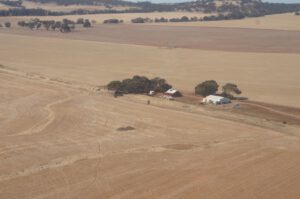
1;66;300;199
0;32;299;107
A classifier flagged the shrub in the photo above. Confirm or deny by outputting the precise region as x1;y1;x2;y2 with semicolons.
195;80;219;96
4;22;11;28
18;21;26;27
83;19;91;27
76;18;84;24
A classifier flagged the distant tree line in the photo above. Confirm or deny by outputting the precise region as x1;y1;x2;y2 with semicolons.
107;76;172;95
1;0;299;17
1;0;23;7
16;18;92;32
0;8;144;17
130;14;246;24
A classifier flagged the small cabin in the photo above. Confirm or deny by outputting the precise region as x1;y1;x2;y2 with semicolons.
202;95;231;105
164;89;182;97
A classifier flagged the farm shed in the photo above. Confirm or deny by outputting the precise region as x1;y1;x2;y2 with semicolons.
202;95;231;105
164;89;182;97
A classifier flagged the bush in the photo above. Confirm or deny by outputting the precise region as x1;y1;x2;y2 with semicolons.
83;19;91;27
4;22;11;28
18;21;26;27
195;80;219;96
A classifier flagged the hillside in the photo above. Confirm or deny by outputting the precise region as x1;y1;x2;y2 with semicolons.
0;0;299;16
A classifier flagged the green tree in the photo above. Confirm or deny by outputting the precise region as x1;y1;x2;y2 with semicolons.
107;80;122;90
222;83;241;98
150;77;172;92
195;80;219;96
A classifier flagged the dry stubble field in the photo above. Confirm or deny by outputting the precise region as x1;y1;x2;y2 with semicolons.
1;13;300;199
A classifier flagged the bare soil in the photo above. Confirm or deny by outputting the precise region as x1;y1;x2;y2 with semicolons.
1;24;300;53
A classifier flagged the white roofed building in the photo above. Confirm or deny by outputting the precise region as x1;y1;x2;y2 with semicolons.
202;95;231;105
164;89;182;97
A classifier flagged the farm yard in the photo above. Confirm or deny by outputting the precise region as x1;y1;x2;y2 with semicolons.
1;10;300;199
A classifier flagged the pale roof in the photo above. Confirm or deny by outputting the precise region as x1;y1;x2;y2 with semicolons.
165;88;178;94
205;95;227;101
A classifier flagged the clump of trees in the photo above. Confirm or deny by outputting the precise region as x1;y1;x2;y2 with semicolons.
103;19;123;24
107;75;172;94
195;80;242;99
17;18;76;32
131;17;153;23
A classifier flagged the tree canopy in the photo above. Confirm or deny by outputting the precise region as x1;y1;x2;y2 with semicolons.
221;83;242;99
107;76;172;94
195;80;219;97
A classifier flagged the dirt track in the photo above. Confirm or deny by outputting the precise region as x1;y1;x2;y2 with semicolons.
1;67;300;199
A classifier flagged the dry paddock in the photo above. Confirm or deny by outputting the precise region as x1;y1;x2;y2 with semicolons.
1;13;300;199
1;68;300;199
